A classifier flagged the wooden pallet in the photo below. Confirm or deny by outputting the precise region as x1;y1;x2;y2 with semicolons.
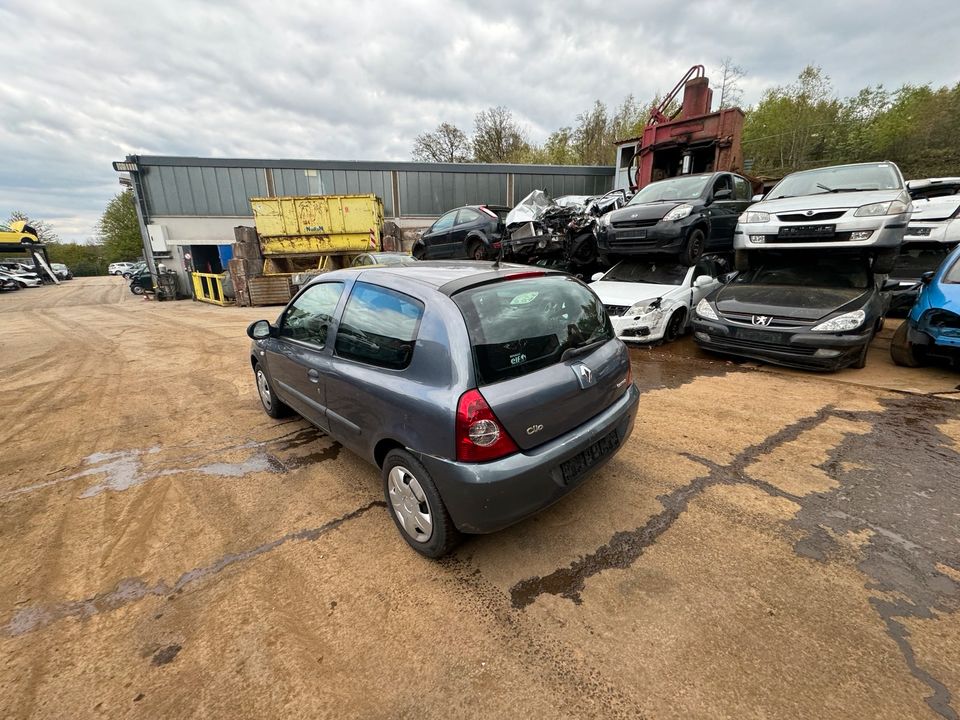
247;275;293;306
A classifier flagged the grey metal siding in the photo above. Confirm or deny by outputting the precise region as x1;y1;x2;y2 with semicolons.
142;165;268;216
513;173;612;200
397;171;508;215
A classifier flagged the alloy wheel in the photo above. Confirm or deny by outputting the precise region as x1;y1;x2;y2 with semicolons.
256;369;272;410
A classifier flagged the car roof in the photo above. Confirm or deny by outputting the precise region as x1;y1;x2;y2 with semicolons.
308;261;566;296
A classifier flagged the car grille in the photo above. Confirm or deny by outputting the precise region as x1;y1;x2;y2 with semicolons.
721;311;816;328
611;218;659;229
605;304;631;317
719;336;818;356
776;211;845;222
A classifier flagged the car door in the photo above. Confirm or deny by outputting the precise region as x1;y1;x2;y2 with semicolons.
263;281;346;430
324;282;425;455
421;210;458;258
451;208;482;258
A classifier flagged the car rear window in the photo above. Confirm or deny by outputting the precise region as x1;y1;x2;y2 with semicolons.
453;275;614;385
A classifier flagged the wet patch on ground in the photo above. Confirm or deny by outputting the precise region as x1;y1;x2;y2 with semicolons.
628;338;740;393
0;424;339;501
3;500;384;637
151;644;182;666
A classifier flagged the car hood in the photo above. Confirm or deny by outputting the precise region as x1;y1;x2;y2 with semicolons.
608;201;683;223
910;196;960;222
754;190;903;213
715;284;870;321
590;281;684;305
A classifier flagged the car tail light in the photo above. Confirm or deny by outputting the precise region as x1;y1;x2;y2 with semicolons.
456;389;518;462
479;206;498;218
506;270;546;280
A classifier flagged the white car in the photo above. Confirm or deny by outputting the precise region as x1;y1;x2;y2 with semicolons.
904;178;960;245
0;270;41;288
108;262;137;275
590;257;727;343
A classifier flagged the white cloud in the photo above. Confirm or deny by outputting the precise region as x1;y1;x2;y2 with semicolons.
1;0;958;242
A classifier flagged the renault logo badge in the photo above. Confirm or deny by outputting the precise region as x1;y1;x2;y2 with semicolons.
573;363;595;388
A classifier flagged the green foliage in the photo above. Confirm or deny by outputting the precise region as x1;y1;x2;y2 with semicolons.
97;189;143;261
46;242;108;276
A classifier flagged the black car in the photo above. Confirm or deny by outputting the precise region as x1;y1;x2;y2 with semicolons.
412;205;510;261
883;243;959;316
598;172;754;266
691;253;892;371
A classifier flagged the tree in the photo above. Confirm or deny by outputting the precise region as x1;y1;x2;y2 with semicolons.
572;101;610;165
717;57;746;109
97;189;143;261
411;122;472;163
472;106;530;163
7;211;59;242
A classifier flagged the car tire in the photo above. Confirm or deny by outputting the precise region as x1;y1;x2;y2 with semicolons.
382;448;460;558
254;362;292;418
664;308;686;342
412;244;426;260
680;229;706;266
872;249;897;274
468;241;485;261
890;322;924;367
131;284;146;295
734;248;752;272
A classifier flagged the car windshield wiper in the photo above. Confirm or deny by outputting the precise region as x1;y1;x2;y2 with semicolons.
817;183;874;193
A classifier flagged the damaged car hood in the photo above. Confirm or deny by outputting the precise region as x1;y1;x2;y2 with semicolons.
591;281;685;306
716;284;870;321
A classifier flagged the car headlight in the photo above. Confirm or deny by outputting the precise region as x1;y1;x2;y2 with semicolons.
811;309;866;332
600;212;613;227
738;211;770;223
626;298;662;316
854;198;910;217
695;298;718;321
662;204;693;222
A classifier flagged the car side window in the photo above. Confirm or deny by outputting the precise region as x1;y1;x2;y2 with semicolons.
279;282;344;347
335;283;424;370
455;208;481;226
712;174;733;197
734;176;752;201
431;211;457;233
694;260;714;279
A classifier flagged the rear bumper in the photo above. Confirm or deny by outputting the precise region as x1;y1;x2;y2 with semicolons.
692;318;872;371
416;384;640;534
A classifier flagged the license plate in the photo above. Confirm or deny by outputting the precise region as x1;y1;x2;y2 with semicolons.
738;328;785;343
778;224;835;238
560;430;619;484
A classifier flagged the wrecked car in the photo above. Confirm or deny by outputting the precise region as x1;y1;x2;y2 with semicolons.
692;252;892;371
890;242;960;367
502;190;603;270
598;172;753;266
589;257;726;343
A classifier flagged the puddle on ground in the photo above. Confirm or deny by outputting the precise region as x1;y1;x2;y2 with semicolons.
628;339;735;393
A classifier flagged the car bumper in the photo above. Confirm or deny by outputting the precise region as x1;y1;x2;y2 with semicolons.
904;220;960;244
415;384;640;534
734;213;909;251
691;318;873;371
599;225;685;255
610;312;667;343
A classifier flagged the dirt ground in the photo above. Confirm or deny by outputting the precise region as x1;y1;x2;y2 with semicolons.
1;277;958;720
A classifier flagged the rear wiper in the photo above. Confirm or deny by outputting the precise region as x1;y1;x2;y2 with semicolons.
561;338;606;362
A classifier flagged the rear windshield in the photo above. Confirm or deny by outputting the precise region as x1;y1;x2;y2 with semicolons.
453;276;614;385
735;255;870;289
601;261;688;285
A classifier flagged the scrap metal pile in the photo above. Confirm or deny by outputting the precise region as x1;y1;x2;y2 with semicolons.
502;189;628;278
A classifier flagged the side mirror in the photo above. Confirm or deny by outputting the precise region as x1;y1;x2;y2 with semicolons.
693;275;713;288
247;319;274;340
714;188;733;201
920;271;935;285
591;272;604;282
752;194;765;202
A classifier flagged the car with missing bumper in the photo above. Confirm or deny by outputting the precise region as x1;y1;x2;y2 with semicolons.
890;243;960;367
734;162;911;273
692;253;890;370
589;257;726;343
411;205;509;261
247;262;639;557
598;171;754;266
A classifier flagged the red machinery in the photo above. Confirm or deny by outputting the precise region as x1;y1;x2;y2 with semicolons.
621;65;745;191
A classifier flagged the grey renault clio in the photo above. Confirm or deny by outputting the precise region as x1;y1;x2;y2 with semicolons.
247;262;639;557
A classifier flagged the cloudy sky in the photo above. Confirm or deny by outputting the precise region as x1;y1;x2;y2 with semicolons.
2;0;958;243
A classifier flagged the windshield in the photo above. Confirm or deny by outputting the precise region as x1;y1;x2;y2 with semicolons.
601;261;689;285
735;255;870;289
628;175;710;204
454;276;613;385
769;164;901;199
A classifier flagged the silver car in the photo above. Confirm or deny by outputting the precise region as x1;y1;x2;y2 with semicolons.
247;262;639;558
735;162;911;272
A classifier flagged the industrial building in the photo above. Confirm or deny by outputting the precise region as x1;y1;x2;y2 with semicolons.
114;156;616;294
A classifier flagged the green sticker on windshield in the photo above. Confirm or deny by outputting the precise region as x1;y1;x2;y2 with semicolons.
510;291;539;305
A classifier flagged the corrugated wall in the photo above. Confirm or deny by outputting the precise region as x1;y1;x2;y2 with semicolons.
138;159;613;220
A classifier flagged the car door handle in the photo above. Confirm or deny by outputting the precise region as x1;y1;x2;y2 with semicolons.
307;369;320;383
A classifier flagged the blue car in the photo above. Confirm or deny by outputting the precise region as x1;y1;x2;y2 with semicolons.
890;243;960;367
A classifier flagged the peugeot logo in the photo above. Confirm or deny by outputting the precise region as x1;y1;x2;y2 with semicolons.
573;363;595;388
751;315;773;326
